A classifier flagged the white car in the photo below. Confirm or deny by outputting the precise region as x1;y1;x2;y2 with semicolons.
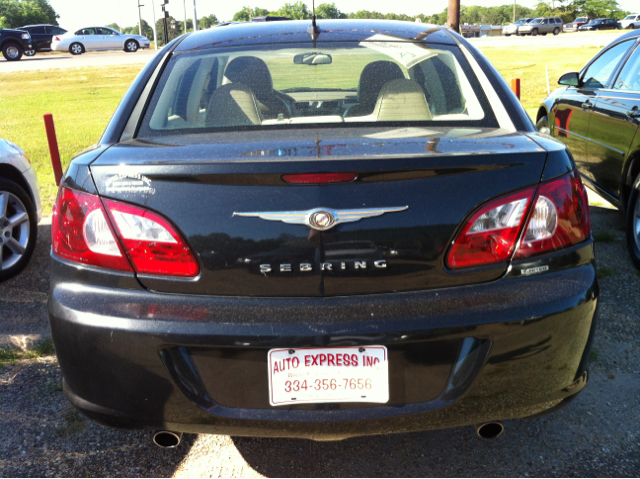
51;27;150;55
0;138;41;281
620;14;640;29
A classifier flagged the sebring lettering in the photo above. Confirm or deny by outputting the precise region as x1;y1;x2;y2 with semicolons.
260;260;387;273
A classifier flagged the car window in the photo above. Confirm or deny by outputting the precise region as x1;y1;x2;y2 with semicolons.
138;41;495;138
29;26;46;34
576;17;587;22
51;27;67;35
76;28;96;35
582;41;633;89
614;45;640;92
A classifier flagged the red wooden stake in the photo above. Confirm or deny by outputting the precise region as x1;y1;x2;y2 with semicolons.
43;113;63;186
511;78;521;100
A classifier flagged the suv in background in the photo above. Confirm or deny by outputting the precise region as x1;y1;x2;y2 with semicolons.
17;24;68;56
564;16;593;32
620;14;640;29
0;28;33;61
503;17;534;36
518;17;564;36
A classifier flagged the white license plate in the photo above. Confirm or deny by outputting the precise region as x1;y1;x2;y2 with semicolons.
268;346;389;406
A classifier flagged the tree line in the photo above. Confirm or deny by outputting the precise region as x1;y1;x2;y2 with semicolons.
0;0;630;40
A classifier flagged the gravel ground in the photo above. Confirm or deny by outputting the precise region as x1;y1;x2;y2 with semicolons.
0;203;639;478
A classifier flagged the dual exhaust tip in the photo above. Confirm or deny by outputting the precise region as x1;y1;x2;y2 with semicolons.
152;423;503;447
475;421;504;439
153;430;183;448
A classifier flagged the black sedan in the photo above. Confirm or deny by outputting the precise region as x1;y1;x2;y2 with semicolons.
17;24;67;56
537;30;640;267
578;18;622;31
48;19;597;445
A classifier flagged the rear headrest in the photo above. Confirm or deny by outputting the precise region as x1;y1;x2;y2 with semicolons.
358;61;405;106
206;83;261;128
223;56;273;99
373;79;432;122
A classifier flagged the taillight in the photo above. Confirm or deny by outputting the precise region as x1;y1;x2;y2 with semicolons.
104;199;199;277
54;36;60;41
52;187;199;277
514;171;590;259
447;171;591;269
52;187;132;271
282;173;357;184
447;187;536;269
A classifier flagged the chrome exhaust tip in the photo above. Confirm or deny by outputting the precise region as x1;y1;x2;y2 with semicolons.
475;422;504;439
152;430;183;448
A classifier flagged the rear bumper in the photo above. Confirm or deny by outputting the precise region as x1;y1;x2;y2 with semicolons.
48;243;598;440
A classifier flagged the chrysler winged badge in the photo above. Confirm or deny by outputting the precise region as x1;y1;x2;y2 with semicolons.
233;206;408;231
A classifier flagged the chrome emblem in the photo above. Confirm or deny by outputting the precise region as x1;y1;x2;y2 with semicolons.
233;206;408;231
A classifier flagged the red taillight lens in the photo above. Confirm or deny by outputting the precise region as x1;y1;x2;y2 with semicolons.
104;200;199;277
54;36;60;41
514;171;590;259
282;173;357;184
447;187;536;269
52;187;133;271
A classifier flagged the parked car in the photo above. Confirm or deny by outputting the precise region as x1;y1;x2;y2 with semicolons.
48;19;597;444
536;30;640;267
51;27;150;55
578;18;622;31
620;14;640;30
0;28;33;61
502;17;534;36
563;16;593;32
0;138;41;281
517;17;564;36
16;24;68;56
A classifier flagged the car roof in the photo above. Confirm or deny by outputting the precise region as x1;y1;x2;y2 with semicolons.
176;19;455;52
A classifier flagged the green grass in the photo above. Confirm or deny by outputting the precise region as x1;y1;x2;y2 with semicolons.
0;339;55;367
0;44;609;215
597;266;617;279
0;66;142;215
593;231;618;242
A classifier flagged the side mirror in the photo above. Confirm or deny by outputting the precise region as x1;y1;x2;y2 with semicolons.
294;53;333;65
558;72;581;87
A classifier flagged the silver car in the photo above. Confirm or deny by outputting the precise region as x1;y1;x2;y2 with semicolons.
51;27;150;55
0;138;41;281
517;17;564;36
503;17;534;36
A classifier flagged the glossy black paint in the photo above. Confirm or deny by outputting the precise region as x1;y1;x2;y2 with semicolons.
539;30;640;206
49;20;599;439
17;25;67;52
90;128;549;297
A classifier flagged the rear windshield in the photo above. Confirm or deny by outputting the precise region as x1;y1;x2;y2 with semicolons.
137;40;496;137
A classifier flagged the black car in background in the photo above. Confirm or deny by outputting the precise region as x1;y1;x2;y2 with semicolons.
0;28;33;61
578;18;622;31
17;24;68;56
537;30;640;266
48;20;597;444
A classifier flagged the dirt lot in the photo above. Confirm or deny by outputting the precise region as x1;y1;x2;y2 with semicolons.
0;204;639;477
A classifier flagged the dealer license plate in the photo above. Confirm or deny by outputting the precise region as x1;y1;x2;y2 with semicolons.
268;346;389;406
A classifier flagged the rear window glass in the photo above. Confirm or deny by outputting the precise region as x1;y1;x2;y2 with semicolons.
137;40;496;137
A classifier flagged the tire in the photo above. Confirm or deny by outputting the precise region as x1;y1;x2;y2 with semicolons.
69;42;84;55
536;115;550;135
553;27;560;35
0;179;38;282
2;42;23;61
532;29;538;36
505;34;511;37
541;32;548;36
626;174;640;270
124;39;139;53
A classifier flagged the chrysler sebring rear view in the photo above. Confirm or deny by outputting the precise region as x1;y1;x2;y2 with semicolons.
48;19;598;443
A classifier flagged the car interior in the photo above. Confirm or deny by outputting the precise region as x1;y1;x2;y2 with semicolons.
144;43;486;134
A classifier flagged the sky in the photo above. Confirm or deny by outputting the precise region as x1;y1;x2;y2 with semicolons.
49;0;638;31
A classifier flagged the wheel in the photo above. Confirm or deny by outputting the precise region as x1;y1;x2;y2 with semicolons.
532;29;538;36
2;42;23;61
69;42;84;55
505;34;511;37
617;26;622;30
536;115;550;135
541;32;548;36
553;27;560;35
24;49;36;56
124;40;139;53
625;174;640;270
0;180;37;282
